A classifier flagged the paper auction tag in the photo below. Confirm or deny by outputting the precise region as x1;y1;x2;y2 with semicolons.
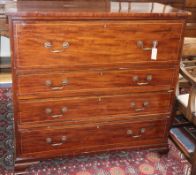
151;48;158;60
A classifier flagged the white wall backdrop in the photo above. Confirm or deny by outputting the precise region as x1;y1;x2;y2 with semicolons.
0;36;10;57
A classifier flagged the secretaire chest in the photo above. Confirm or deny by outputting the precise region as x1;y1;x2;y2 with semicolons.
5;0;190;173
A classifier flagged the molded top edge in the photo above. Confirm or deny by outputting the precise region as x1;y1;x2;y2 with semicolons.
5;0;191;19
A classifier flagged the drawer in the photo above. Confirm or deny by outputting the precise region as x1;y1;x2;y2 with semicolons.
19;119;168;155
18;92;173;123
14;21;182;69
17;68;176;98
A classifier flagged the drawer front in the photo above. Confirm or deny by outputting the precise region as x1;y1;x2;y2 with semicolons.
17;68;176;98
14;21;182;69
19;119;168;155
18;92;173;123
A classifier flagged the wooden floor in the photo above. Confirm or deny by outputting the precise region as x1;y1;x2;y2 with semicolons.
0;73;11;83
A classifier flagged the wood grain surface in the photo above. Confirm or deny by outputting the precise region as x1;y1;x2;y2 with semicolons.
16;68;176;99
5;0;188;172
19;119;168;157
18;92;173;123
14;21;183;69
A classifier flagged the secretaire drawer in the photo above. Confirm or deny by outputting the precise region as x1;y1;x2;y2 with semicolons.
14;21;182;69
17;68;176;99
18;92;173;123
19;119;168;155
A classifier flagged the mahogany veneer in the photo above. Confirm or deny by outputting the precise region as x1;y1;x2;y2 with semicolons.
17;68;176;99
5;0;190;174
18;92;173;123
14;21;182;69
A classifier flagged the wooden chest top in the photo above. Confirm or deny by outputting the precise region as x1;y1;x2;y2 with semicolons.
5;0;190;19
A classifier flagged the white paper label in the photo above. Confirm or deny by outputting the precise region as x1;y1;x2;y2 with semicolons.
151;48;158;60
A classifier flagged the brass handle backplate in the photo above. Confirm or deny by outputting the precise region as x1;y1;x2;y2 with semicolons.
46;136;67;147
137;40;158;51
45;79;68;90
132;75;152;86
127;128;146;138
130;101;149;112
45;106;68;118
44;41;69;53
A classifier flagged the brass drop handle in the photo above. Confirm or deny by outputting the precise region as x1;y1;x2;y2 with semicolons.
132;75;152;86
135;108;145;112
44;41;69;53
130;101;149;112
46;136;67;147
45;79;68;90
127;128;146;138
137;82;149;86
136;40;158;51
45;106;68;118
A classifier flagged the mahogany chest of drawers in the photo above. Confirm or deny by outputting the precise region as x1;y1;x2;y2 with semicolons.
6;0;190;173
